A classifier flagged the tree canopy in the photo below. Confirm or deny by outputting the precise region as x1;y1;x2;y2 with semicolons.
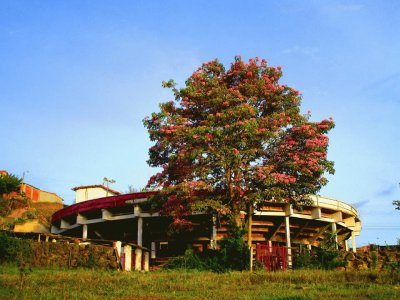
144;56;335;227
0;173;22;195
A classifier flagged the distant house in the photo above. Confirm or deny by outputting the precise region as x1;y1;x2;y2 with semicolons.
21;183;63;204
1;170;63;204
72;185;121;203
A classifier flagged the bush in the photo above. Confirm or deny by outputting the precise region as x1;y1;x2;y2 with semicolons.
0;232;33;265
293;233;346;270
167;221;250;272
0;173;22;195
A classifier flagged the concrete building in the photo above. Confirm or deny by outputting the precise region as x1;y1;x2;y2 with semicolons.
72;185;120;203
51;190;361;265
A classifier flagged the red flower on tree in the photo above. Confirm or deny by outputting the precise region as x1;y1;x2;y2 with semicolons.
143;56;335;231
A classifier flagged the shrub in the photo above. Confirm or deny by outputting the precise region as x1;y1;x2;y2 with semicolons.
167;221;250;272
0;231;33;265
293;233;346;270
0;173;22;195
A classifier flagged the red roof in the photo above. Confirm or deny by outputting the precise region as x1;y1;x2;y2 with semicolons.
51;191;158;223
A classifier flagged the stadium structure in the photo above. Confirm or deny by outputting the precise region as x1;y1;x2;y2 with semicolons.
51;185;361;267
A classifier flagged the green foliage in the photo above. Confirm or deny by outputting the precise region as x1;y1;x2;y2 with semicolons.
0;232;33;265
0;173;22;195
293;234;346;270
144;56;335;224
167;221;250;272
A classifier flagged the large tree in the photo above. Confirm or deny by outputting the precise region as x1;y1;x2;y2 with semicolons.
144;56;335;233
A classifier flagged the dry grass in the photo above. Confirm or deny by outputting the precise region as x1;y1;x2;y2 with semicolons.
0;266;399;299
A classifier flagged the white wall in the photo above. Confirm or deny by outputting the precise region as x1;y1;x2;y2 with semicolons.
75;187;118;203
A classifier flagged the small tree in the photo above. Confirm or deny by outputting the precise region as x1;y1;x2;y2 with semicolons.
0;173;22;195
144;56;335;236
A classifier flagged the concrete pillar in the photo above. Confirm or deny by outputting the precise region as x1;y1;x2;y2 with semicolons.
211;215;217;249
268;240;273;253
345;239;349;252
307;244;312;251
144;251;150;272
331;222;338;249
137;217;143;246
285;216;292;268
124;245;132;271
115;241;122;257
135;248;142;271
151;242;156;259
351;231;357;253
82;224;88;240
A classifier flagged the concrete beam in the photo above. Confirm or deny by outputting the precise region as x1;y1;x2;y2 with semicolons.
331;211;343;223
285;204;293;216
312;207;321;219
77;214;87;224
102;209;113;220
60;219;71;229
134;205;141;217
343;216;356;227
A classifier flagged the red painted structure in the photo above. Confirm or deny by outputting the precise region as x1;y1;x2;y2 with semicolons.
256;243;288;271
51;191;158;223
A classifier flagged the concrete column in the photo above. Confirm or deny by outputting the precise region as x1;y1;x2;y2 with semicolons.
137;217;143;246
345;239;349;252
124;245;132;271
307;244;312;251
82;224;88;240
285;216;292;268
351;231;357;253
151;242;156;259
115;241;122;257
331;222;338;249
135;248;142;271
144;251;150;272
268;240;273;253
211;215;217;249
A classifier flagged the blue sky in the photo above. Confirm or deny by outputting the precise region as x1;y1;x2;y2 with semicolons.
1;0;399;245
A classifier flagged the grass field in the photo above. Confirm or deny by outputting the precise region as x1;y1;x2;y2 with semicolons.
1;266;400;299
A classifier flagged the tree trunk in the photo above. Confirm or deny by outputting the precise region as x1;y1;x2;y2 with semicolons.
247;205;253;247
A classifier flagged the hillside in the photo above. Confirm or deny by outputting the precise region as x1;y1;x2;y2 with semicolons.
0;195;63;232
